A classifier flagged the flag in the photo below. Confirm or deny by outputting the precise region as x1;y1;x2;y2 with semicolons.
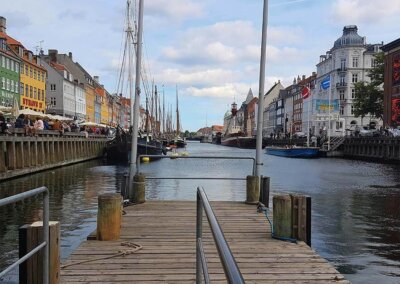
302;86;311;99
321;75;330;90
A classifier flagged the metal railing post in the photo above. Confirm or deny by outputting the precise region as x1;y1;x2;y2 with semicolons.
43;190;49;284
196;191;203;284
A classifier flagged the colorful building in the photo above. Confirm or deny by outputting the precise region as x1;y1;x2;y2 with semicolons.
381;38;400;127
0;18;21;109
1;18;46;112
94;77;109;125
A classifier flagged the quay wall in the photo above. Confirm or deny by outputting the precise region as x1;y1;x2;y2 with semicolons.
0;130;107;181
343;137;400;162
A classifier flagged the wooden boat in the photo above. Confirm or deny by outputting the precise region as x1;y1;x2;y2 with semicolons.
106;126;165;163
265;146;319;158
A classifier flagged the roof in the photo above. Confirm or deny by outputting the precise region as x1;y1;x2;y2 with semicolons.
50;61;65;71
0;31;24;47
333;25;364;49
381;38;400;52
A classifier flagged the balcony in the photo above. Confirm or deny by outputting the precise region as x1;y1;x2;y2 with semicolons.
336;82;347;89
337;67;347;73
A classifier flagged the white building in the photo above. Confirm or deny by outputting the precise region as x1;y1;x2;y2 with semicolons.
262;81;284;136
312;25;383;137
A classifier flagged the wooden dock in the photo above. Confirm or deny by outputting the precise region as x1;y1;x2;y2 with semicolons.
61;201;348;283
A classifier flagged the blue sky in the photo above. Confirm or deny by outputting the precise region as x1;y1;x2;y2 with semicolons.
2;0;399;131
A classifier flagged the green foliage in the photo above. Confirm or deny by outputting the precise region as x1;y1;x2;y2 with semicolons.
353;52;384;120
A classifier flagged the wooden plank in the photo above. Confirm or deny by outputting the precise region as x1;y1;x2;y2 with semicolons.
61;201;348;283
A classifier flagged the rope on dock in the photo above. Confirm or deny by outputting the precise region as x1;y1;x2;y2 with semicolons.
257;202;297;244
60;242;142;269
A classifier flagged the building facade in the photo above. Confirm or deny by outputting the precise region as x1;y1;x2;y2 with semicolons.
314;25;383;136
262;81;284;136
0;19;20;109
381;38;400;127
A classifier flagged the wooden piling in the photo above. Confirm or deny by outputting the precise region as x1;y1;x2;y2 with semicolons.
291;195;312;246
97;193;122;241
245;175;259;204
273;195;292;239
259;176;270;207
19;221;60;284
133;173;146;204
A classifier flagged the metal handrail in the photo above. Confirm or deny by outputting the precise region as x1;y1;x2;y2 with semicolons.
137;155;256;175
0;187;49;284
196;187;244;284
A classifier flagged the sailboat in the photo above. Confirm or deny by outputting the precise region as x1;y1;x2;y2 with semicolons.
105;0;165;163
169;85;186;148
265;86;319;158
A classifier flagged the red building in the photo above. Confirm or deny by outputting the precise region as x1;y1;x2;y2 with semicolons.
381;38;400;127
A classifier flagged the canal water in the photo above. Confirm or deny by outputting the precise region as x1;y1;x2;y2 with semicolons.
0;141;399;283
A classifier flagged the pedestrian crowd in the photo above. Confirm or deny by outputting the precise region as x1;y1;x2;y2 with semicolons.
0;112;110;136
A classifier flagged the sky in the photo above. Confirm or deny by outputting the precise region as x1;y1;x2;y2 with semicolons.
2;0;400;131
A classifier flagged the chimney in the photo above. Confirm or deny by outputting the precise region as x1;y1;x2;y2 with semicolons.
297;75;300;84
0;17;6;33
302;75;306;81
94;76;99;83
312;71;316;77
68;52;73;60
48;49;58;62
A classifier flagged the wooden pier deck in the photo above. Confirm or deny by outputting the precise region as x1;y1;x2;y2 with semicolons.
61;201;348;283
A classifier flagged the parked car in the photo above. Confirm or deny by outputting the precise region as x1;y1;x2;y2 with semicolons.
388;127;400;137
359;126;380;137
293;131;306;138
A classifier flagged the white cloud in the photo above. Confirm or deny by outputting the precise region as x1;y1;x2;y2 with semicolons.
145;0;203;22
332;0;400;23
157;68;238;86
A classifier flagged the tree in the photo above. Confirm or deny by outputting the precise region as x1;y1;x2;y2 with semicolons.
353;52;384;121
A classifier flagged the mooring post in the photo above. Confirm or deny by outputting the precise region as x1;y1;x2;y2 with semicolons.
133;173;146;204
246;175;260;204
259;176;270;207
19;221;60;284
273;195;292;239
97;193;122;241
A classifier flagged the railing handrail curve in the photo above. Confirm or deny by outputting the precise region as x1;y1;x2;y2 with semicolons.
0;186;49;284
196;187;245;284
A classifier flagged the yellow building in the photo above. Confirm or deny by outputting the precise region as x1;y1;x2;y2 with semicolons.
96;86;108;124
6;38;46;112
85;85;95;122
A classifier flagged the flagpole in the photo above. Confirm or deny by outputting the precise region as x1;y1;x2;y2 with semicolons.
255;0;269;178
307;94;310;147
328;75;331;151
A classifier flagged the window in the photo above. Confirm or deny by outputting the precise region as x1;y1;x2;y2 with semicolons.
352;57;358;68
352;73;358;83
340;58;346;69
15;81;18;93
339;90;345;100
30;67;33;78
1;77;4;89
351;105;354;115
10;80;14;92
34;69;37;80
351;89;355;99
6;58;10;70
340;107;344;115
6;78;10;91
25;65;28;75
50;84;56;91
30;86;33;98
34;87;37;99
340;75;345;84
20;63;24;74
1;56;4;67
25;85;28;96
15;62;19;73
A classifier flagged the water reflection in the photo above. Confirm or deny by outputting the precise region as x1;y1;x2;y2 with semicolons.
0;142;399;283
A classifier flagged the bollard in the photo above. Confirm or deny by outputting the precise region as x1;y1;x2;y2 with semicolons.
273;195;292;239
291;195;312;246
259;176;270;207
97;193;122;241
245;175;259;204
19;221;60;284
133;173;146;204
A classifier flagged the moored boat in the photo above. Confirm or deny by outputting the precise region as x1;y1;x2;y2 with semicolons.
265;146;319;158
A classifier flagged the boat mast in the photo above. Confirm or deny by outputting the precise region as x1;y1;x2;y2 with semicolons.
255;0;269;177
176;84;180;136
155;85;158;137
162;85;165;135
128;0;144;192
